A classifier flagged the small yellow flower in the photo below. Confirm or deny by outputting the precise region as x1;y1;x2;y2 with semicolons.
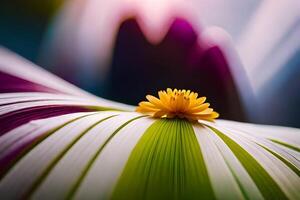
136;88;219;121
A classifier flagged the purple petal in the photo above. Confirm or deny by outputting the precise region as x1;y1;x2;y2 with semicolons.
0;71;58;93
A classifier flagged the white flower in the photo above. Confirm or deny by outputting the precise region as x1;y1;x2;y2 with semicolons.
0;48;299;199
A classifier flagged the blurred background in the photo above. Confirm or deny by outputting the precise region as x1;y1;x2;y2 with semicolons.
0;0;299;127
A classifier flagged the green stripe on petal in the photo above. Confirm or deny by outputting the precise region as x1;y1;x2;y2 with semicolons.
0;112;119;199
32;113;151;199
207;126;288;200
0;112;98;179
259;145;300;177
111;119;215;200
270;139;300;153
72;116;154;199
193;125;246;200
24;114;118;197
202;126;264;200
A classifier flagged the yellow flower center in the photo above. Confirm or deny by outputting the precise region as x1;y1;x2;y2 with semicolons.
136;88;219;121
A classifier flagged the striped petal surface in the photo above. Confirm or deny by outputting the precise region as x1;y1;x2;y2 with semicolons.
0;49;299;199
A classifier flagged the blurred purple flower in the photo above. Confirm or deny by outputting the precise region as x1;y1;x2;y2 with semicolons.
40;0;300;127
41;1;256;122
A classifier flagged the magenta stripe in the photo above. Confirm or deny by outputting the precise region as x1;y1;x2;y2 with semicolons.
0;127;50;178
0;105;94;177
0;105;92;136
0;71;59;93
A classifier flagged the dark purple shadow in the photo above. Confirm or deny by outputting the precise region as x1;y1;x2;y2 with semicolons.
106;18;246;121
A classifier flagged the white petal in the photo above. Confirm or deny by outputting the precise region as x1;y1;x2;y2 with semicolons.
215;119;300;147
0;112;122;199
197;123;264;199
214;123;300;169
193;125;247;199
0;112;96;155
73;116;154;200
211;123;300;200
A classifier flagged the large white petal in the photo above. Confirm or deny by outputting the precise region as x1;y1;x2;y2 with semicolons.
0;112;121;199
